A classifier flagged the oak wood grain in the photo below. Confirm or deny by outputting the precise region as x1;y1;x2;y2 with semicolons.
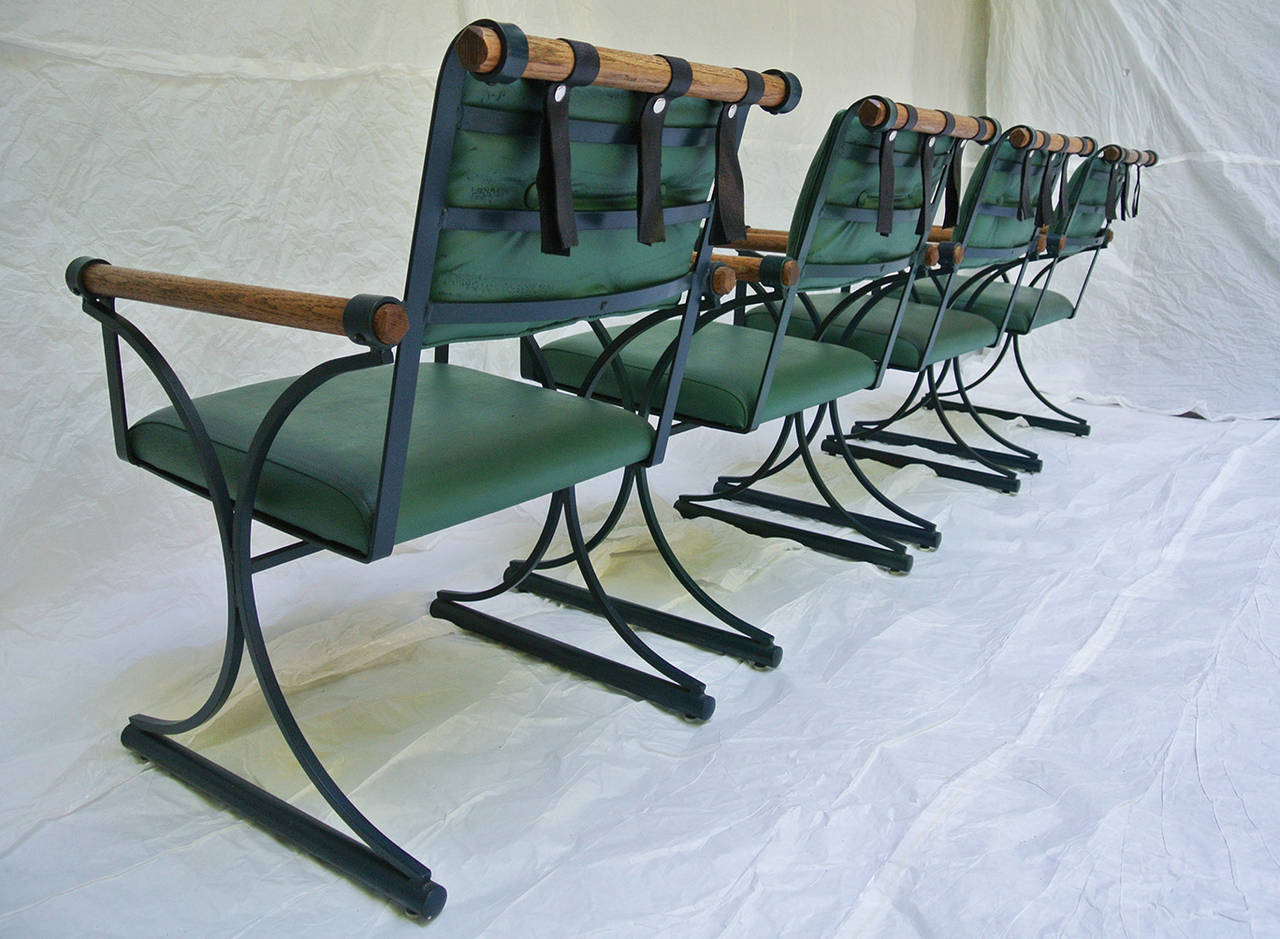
459;25;789;108
79;263;408;346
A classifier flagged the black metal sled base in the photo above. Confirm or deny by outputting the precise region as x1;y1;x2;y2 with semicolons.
836;428;1043;473
121;723;447;919
934;399;1091;436
510;566;782;669
672;497;913;573
709;480;941;550
824;439;1021;494
430;598;716;720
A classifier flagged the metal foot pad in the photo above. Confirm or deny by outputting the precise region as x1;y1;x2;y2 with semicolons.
673;497;913;572
509;566;781;668
826;441;1021;494
430;598;716;720
935;399;1091;436
711;481;941;550
840;429;1042;473
120;724;447;919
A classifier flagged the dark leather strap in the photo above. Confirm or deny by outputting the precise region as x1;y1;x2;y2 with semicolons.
876;128;898;236
536;40;601;255
1016;148;1034;222
1131;164;1142;217
1104;162;1122;222
943;140;964;228
1057;154;1070;222
1035;153;1056;227
900;103;919;131
917;134;937;235
468;20;529;84
710;68;765;245
637;55;694;244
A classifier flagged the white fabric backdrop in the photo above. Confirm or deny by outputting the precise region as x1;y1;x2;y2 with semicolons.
5;1;1279;935
985;0;1280;419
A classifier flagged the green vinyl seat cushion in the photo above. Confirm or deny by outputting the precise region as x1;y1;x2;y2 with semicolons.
127;363;655;556
745;293;999;372
526;321;879;432
908;279;1075;335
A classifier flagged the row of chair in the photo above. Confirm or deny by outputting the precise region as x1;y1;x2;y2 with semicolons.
66;20;1153;919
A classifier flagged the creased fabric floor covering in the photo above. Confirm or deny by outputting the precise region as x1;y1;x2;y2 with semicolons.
1;381;1278;937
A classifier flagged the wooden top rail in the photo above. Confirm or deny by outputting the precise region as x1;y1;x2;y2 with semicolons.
856;99;997;142
726;227;791;254
458;24;792;109
1008;126;1095;155
75;262;409;346
728;227;791;254
1101;145;1158;166
709;252;800;286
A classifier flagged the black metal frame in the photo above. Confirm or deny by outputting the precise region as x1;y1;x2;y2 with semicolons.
932;143;1127;436
70;21;778;920
665;98;976;565
827;126;1077;493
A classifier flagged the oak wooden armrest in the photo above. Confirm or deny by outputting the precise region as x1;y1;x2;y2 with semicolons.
929;226;954;243
927;242;965;266
726;226;791;254
709;252;799;287
67;258;409;347
707;262;738;296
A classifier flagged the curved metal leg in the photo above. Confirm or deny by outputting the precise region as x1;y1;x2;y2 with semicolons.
560;491;707;694
433;486;717;720
933;333;1011;398
436;491;567;603
1013;334;1091;428
950;357;1040;461
793;417;906;557
825;398;939;541
848;370;929;434
129;534;245;735
537;468;636;571
634;466;774;646
923;366;1021;485
124;516;446;918
694;415;797;498
936;334;1091;436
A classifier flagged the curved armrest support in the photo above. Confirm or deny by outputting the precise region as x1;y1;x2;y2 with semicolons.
67;258;409;348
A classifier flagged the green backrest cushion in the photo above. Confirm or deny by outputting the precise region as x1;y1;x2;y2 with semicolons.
421;75;720;346
1052;156;1114;248
789;110;956;290
954;139;1052;265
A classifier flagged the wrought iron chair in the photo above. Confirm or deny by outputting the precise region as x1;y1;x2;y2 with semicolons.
924;144;1158;437
526;98;993;579
816;124;1082;494
66;20;797;919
